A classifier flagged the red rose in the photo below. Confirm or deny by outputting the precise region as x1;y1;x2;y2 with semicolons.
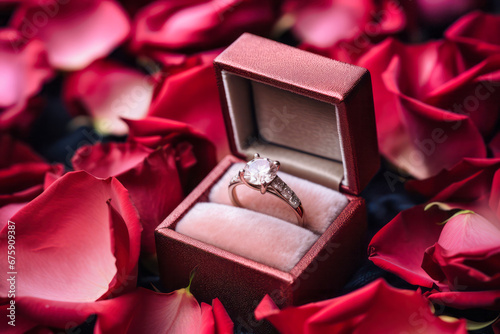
357;34;499;179
0;28;53;134
11;0;130;70
370;164;500;309
445;11;500;62
148;50;230;159
406;158;500;199
73;117;216;254
130;0;279;54
0;171;142;332
255;279;466;334
63;59;154;136
422;210;500;290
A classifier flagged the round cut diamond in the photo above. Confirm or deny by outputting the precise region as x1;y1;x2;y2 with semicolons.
243;158;278;185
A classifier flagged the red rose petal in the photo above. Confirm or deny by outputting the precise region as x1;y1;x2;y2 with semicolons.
211;298;233;334
201;302;216;334
446;11;500;60
73;142;185;254
426;289;500;310
369;205;450;288
72;141;153;178
97;288;202;334
64;60;154;136
125;116;197;148
490;132;500;158
0;171;141;303
4;287;233;333
256;279;467;333
406;158;500;199
0;29;52;132
148;51;229;159
131;0;278;53
0;134;44;167
11;0;130;70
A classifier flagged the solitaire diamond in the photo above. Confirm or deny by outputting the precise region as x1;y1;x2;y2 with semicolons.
243;158;278;185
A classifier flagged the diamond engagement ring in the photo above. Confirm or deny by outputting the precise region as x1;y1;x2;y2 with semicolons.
228;153;304;226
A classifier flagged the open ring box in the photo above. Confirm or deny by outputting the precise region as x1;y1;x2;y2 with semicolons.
155;33;379;331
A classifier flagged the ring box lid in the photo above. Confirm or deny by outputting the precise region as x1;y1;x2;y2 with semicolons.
214;33;379;195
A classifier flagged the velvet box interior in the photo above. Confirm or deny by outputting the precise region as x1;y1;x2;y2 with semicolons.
155;33;379;331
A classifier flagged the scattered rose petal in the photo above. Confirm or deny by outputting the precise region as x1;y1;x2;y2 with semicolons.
11;0;131;70
0;28;52;133
64;60;154;136
255;279;467;334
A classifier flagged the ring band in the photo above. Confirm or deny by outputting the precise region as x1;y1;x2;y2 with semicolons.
228;153;304;226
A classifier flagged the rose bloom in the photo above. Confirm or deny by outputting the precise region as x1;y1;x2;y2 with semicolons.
357;12;500;179
255;279;466;334
370;161;500;309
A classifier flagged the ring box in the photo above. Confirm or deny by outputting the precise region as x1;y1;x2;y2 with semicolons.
155;33;378;332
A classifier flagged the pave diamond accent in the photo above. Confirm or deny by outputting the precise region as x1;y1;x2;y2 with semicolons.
243;158;278;185
271;178;285;191
272;181;301;209
289;194;301;208
282;187;293;199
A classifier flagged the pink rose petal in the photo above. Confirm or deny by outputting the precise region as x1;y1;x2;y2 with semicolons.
11;0;130;70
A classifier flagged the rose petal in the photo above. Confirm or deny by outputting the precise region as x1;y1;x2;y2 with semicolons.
148;51;229;159
64;60;154;136
255;279;467;333
357;37;496;179
369;205;450;288
124;117;218;191
0;171;141;303
490;132;500;158
426;289;500;310
131;0;278;53
0;134;44;167
73;142;186;254
436;213;500;254
3;287;231;333
72;141;153;178
446;11;500;61
406;158;500;199
0;29;52;132
11;0;130;70
211;298;233;334
0;135;64;206
490;169;500;219
97;288;202;334
125;116;194;148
